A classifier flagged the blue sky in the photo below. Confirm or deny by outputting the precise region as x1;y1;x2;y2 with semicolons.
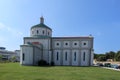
0;0;120;53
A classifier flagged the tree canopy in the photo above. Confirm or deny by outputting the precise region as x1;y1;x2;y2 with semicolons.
94;50;120;61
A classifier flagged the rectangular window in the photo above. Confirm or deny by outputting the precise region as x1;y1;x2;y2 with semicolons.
23;53;25;61
83;52;85;61
56;52;59;61
74;52;76;61
65;52;67;61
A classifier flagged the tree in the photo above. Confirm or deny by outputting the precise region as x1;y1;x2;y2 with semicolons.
11;56;17;62
94;53;106;61
115;51;120;61
0;54;2;62
94;53;99;59
97;56;106;61
93;50;120;61
105;51;116;61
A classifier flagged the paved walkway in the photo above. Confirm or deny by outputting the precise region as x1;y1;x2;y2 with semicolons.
102;67;120;71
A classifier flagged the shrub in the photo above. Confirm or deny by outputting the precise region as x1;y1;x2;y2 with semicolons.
50;61;54;66
38;60;48;66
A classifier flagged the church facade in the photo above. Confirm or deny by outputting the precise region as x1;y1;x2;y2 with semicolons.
20;17;94;66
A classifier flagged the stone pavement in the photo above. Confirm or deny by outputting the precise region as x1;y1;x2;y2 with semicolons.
102;67;120;71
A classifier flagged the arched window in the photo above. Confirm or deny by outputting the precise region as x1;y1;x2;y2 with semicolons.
74;52;76;61
48;32;49;35
83;52;85;61
37;30;39;34
56;52;59;61
65;52;67;61
32;31;34;34
42;30;44;34
23;53;25;61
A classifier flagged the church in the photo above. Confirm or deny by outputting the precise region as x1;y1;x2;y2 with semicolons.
20;17;94;66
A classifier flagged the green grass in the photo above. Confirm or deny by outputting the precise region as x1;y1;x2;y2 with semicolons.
0;63;120;80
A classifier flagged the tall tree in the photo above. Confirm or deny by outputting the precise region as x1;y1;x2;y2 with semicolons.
94;53;99;59
115;51;120;61
105;51;116;61
97;56;106;61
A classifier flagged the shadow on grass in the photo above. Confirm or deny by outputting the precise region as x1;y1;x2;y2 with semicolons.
21;64;98;68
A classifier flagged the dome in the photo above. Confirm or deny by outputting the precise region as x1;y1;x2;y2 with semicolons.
30;17;52;37
31;16;52;31
31;23;52;31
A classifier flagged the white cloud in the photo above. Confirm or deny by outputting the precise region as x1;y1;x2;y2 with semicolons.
0;22;24;50
0;37;5;42
0;22;23;37
0;22;5;29
0;37;6;46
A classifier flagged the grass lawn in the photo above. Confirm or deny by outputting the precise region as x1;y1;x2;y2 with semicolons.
0;63;120;80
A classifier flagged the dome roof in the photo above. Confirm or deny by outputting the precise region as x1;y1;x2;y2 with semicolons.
31;23;52;30
31;17;52;31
